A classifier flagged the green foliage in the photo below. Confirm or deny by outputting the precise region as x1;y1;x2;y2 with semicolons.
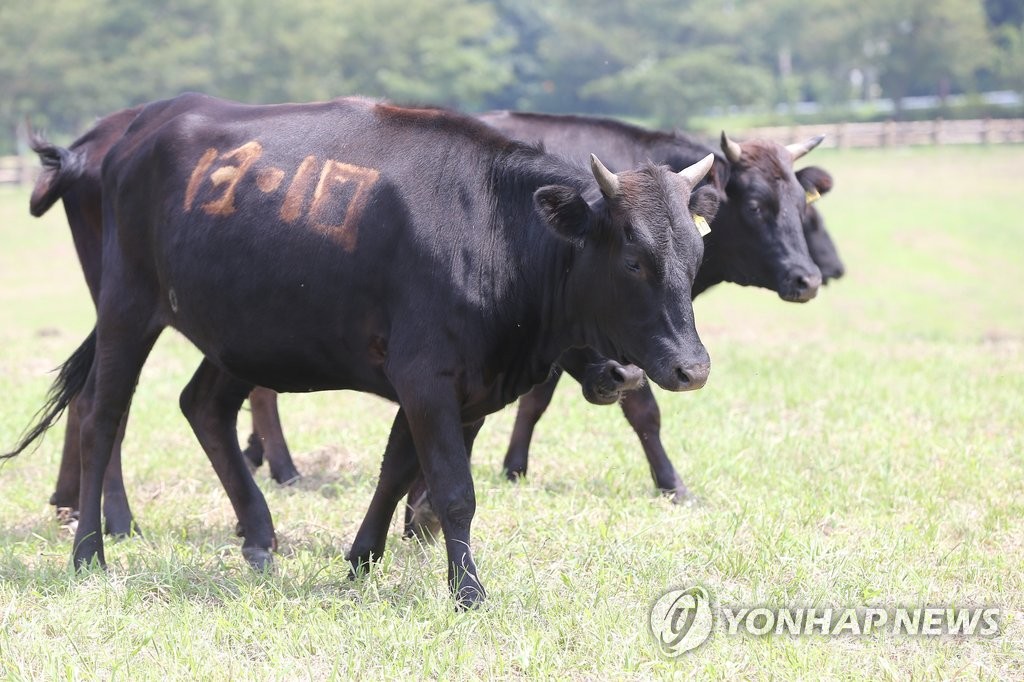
992;21;1024;101
0;0;1020;150
871;0;992;110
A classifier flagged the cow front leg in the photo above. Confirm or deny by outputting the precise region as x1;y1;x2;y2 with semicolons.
404;418;484;540
179;360;276;570
619;385;690;502
502;372;560;480
246;388;301;485
401;390;484;609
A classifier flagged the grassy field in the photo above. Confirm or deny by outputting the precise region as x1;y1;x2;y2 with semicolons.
1;145;1022;679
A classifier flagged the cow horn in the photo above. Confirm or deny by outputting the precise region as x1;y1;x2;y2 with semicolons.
786;135;825;161
721;131;742;163
590;154;620;198
677;153;715;188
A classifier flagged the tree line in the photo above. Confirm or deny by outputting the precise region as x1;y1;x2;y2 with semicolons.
2;0;1022;152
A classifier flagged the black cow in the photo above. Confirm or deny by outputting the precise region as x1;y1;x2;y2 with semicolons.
29;106;301;538
796;166;844;282
400;111;834;535
6;93;720;608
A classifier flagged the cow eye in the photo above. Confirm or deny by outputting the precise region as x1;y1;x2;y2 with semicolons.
625;258;642;273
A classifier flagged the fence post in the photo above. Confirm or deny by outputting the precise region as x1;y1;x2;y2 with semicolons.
19;155;33;186
882;119;893;147
836;122;846;150
932;118;943;145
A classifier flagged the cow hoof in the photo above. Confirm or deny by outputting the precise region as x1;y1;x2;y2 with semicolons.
346;554;374;581
453;584;486;611
242;547;274;572
665;488;699;507
105;519;143;539
272;469;302;487
503;468;526;483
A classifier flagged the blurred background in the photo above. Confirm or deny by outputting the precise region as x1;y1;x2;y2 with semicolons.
2;0;1023;152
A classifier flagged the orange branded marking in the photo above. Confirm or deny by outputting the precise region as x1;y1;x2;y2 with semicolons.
201;141;263;217
309;159;380;251
184;148;218;211
256;167;285;193
185;144;380;251
280;155;318;224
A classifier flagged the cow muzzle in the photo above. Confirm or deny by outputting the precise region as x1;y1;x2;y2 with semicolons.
646;351;711;392
581;360;645;405
779;270;822;303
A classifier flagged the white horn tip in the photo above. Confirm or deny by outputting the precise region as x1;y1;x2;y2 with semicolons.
679;153;715;186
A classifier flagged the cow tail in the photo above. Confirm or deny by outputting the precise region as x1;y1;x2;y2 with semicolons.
28;129;85;218
2;329;96;460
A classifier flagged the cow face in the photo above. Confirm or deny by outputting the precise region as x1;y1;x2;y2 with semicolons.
714;133;824;302
533;155;720;392
796;166;845;283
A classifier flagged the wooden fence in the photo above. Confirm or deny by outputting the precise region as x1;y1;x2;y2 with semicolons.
2;118;1023;187
738;118;1024;148
0;155;39;187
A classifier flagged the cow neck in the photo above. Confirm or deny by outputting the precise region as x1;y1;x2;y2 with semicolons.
484;149;591;398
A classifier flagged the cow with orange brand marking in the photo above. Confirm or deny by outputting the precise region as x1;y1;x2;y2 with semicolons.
8;92;719;609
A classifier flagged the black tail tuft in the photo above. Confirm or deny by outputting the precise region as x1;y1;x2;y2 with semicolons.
27;129;85;218
2;330;96;461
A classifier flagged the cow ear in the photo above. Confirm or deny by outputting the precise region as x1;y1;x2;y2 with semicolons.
534;185;591;241
795;166;834;196
688;185;721;228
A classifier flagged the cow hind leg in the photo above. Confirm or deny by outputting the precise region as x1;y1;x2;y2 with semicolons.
101;411;141;537
50;395;139;536
179;360;277;570
246;388;300;485
73;325;161;570
619;386;691;503
51;396;83;526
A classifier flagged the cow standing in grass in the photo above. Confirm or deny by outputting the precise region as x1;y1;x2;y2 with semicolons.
401;111;834;534
6;93;720;608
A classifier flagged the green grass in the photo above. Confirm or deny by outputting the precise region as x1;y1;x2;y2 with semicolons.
1;145;1023;679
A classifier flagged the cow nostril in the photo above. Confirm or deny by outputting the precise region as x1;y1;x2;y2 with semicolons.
795;272;823;296
610;366;626;385
675;367;692;386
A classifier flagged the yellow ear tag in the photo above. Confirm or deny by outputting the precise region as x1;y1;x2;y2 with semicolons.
805;188;821;205
693;214;711;236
